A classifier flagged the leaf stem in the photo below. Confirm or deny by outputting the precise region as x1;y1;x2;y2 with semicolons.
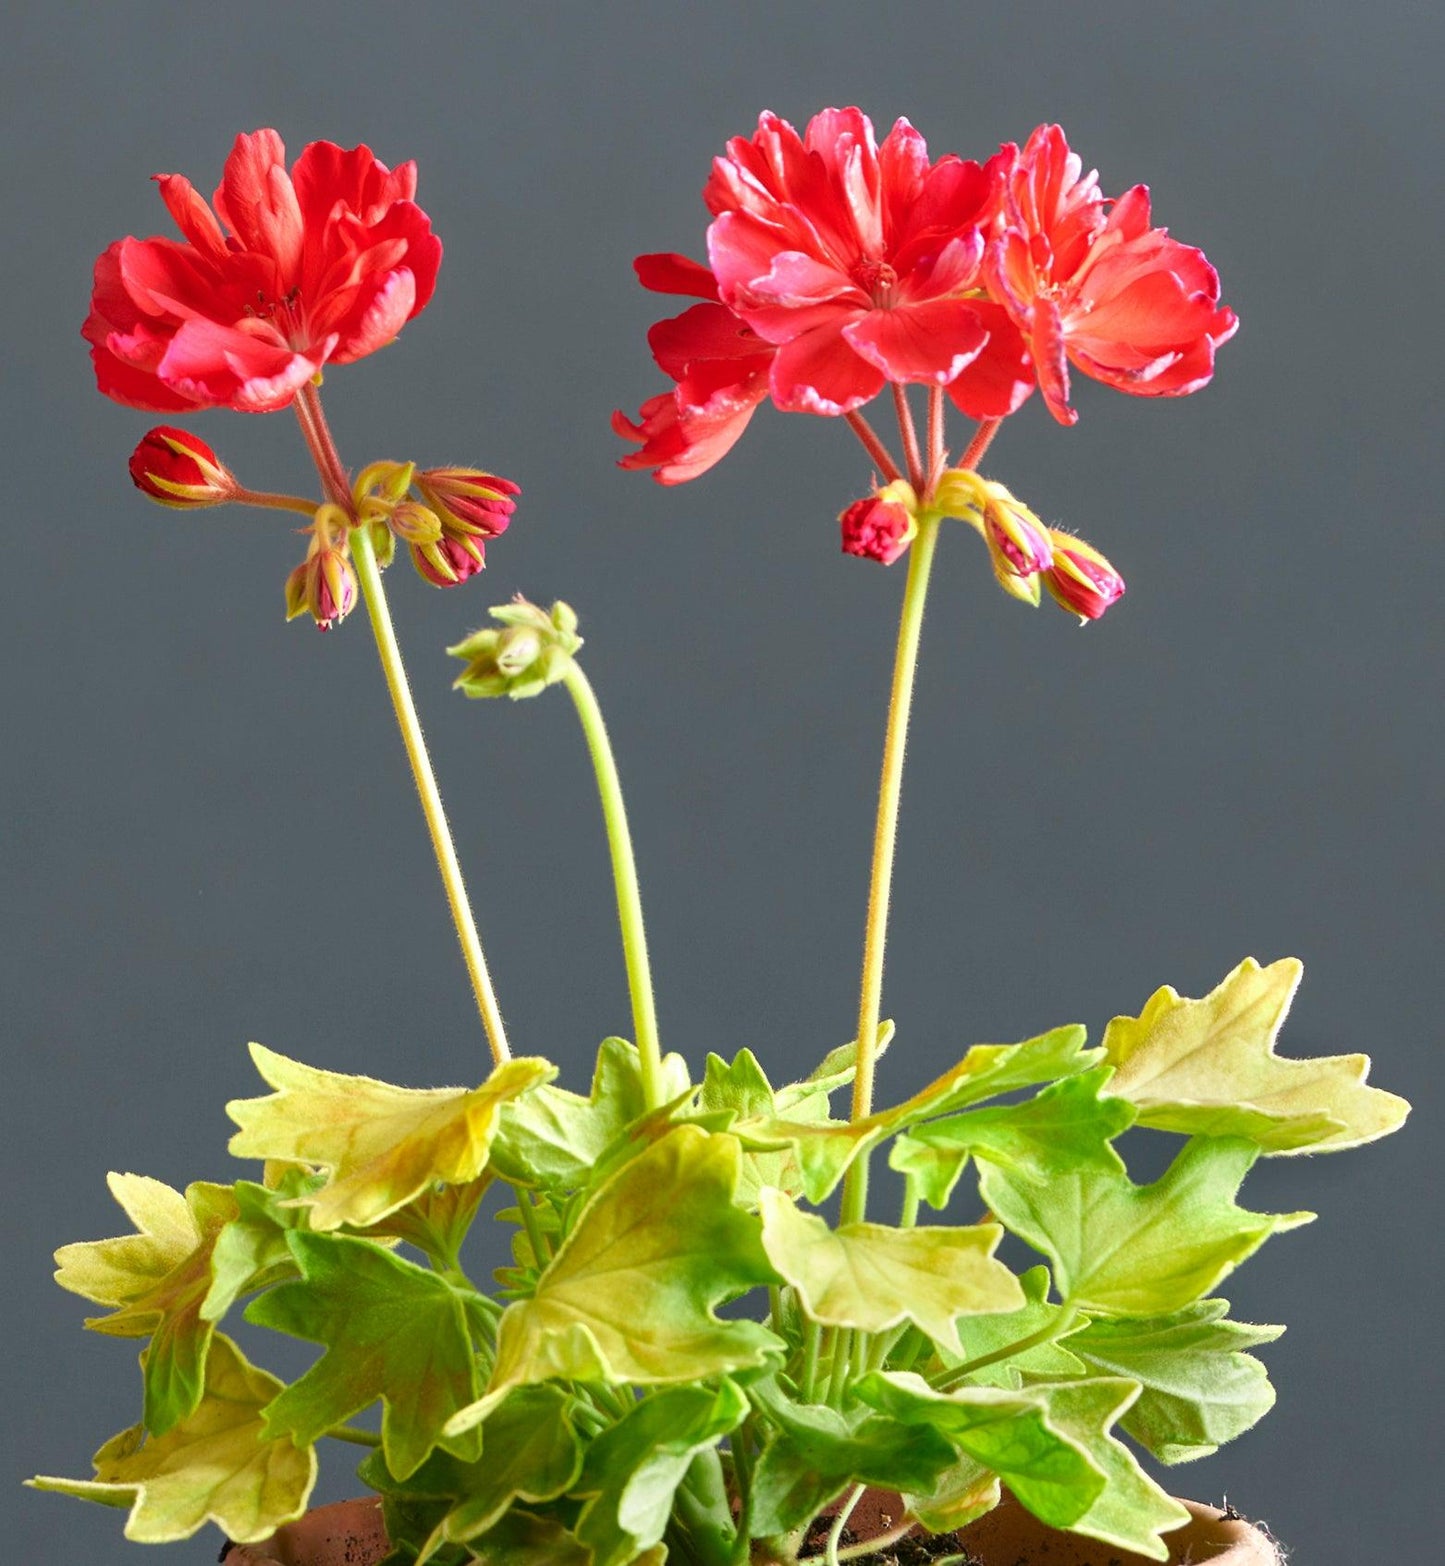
825;1485;865;1566
934;1304;1081;1390
324;1424;381;1448
802;1518;916;1564
349;522;512;1065
513;1184;553;1267
561;661;664;1111
799;1317;822;1403
844;411;904;484
838;513;943;1228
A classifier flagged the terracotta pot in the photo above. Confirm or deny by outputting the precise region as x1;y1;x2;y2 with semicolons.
227;1489;1280;1566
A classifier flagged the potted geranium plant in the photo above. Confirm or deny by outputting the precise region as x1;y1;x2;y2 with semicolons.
31;112;1408;1566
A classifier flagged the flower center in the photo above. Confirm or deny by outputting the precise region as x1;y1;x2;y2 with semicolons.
244;286;305;343
851;258;899;306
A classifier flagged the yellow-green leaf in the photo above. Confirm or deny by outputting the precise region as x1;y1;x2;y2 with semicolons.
447;1127;781;1433
1101;957;1410;1153
226;1045;554;1230
758;1189;1024;1349
29;1334;316;1543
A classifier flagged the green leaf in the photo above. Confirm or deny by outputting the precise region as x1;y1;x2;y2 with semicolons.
773;1022;896;1113
573;1380;748;1566
207;1171;321;1322
902;1463;1001;1534
245;1231;483;1480
449;1128;782;1433
737;1027;1098;1203
979;1137;1313;1316
29;1334;316;1543
58;1175;241;1436
855;1371;1105;1531
944;1267;1087;1385
490;1037;687;1192
227;1045;554;1230
1101;956;1410;1153
360;1175;492;1269
890;1069;1134;1209
1069;1302;1283;1463
749;1380;957;1534
1026;1378;1190;1560
447;1510;596;1566
413;1386;584;1562
759;1189;1024;1350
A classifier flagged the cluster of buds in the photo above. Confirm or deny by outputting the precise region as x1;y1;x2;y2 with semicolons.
934;469;1125;621
128;428;238;509
284;504;357;631
353;462;518;588
449;599;583;700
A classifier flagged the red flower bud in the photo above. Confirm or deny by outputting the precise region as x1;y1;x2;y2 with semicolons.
411;533;487;589
416;467;520;539
1043;532;1125;621
285;510;358;631
128;427;236;509
840;493;915;566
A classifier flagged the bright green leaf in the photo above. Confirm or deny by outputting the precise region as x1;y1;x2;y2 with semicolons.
206;1171;321;1323
449;1128;782;1433
1026;1378;1190;1560
1070;1301;1283;1463
414;1386;584;1562
759;1189;1023;1350
1101;957;1410;1153
246;1231;483;1480
738;1028;1097;1203
773;1022;896;1113
979;1137;1313;1316
891;1069;1133;1208
902;1463;1001;1534
227;1045;554;1230
29;1334;315;1543
450;1509;597;1566
855;1371;1105;1531
749;1380;957;1534
574;1380;748;1566
490;1038;687;1192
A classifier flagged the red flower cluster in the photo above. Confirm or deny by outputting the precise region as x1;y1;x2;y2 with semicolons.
617;111;1235;480
85;130;441;413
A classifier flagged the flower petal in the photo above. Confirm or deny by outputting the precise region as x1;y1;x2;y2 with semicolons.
768;324;883;415
635;253;720;300
843;299;988;386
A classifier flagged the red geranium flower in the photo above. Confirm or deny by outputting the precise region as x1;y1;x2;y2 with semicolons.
612;253;774;485
704;108;1032;419
84;129;442;414
986;124;1237;425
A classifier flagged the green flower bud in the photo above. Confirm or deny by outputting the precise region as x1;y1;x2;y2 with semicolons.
449;598;583;700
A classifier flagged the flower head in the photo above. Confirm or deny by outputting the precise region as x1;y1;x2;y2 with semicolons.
450;599;583;700
128;427;237;508
85;130;441;414
987;125;1237;425
704;109;1032;419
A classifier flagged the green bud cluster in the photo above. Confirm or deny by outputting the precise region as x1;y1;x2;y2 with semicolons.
449;599;582;699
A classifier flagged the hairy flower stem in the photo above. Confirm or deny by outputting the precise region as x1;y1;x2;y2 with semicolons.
892;384;926;491
844;410;903;484
292;385;512;1067
233;487;322;517
838;512;942;1228
959;416;1003;473
562;662;665;1111
926;387;946;483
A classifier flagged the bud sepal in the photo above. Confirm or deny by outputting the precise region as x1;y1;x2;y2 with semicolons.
449;599;583;699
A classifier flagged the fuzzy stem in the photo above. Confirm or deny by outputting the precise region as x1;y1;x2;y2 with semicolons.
232;487;321;517
892;384;925;492
959;417;1003;473
324;1424;381;1448
935;1305;1081;1390
838;514;943;1227
561;661;664;1111
799;1317;823;1403
844;410;904;484
926;387;946;486
803;1519;917;1564
825;1486;865;1566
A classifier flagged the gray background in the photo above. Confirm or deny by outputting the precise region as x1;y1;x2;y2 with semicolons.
3;1;1439;1559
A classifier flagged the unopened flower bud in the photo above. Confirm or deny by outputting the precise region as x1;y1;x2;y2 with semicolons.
449;598;583;700
388;501;444;546
352;460;416;516
285;507;357;631
1043;532;1126;622
934;468;1053;607
840;480;918;565
412;533;487;588
129;427;237;509
417;467;520;540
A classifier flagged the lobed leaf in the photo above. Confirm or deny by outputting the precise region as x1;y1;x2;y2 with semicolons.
29;1334;315;1543
1069;1301;1283;1463
759;1189;1024;1350
448;1127;782;1432
979;1137;1313;1316
227;1045;554;1230
1101;957;1410;1153
246;1231;484;1480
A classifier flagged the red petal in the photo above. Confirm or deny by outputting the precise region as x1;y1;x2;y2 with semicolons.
634;253;720;300
1031;299;1076;426
647;301;770;381
768;324;883;415
152;175;229;261
843;299;987;386
945;302;1035;419
331;268;416;362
